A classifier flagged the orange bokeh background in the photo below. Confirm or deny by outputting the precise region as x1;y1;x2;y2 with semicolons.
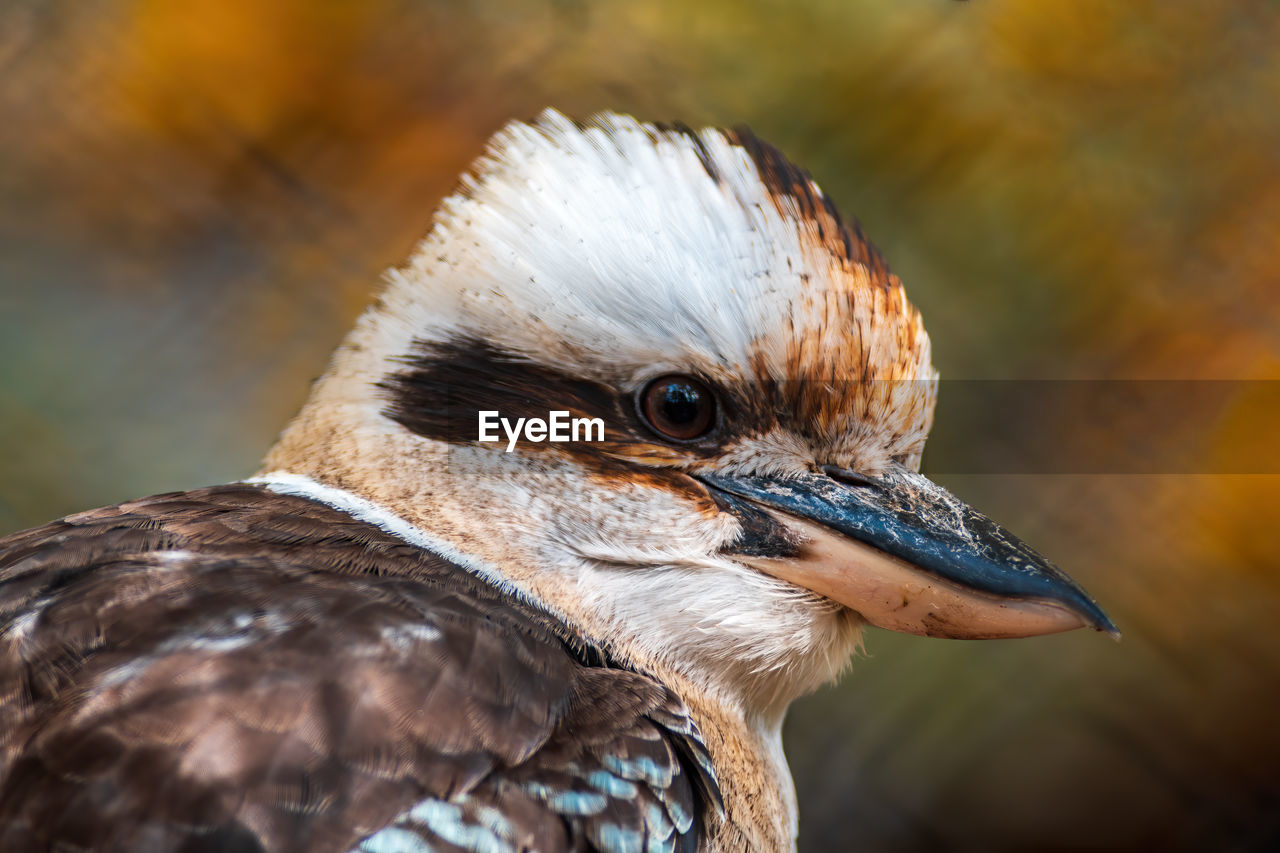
2;1;1277;849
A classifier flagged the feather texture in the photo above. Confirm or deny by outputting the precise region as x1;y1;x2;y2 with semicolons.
0;484;719;851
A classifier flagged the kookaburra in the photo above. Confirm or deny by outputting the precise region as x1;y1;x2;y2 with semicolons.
0;110;1115;852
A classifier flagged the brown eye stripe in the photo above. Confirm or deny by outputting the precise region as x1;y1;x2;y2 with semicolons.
378;335;920;480
377;337;732;479
379;337;625;449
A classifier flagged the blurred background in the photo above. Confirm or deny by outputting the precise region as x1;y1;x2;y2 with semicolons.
1;0;1278;849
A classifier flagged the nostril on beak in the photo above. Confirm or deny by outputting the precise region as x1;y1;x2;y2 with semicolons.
820;464;882;489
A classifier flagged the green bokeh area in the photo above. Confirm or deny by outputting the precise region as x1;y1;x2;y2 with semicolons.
2;1;1278;849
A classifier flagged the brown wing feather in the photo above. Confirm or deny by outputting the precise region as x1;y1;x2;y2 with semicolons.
0;485;719;852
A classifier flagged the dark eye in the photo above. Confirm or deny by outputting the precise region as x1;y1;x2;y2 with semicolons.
638;375;717;441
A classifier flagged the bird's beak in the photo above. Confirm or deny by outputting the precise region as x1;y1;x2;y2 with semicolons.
698;464;1118;640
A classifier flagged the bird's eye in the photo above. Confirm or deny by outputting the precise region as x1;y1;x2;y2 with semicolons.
638;375;717;442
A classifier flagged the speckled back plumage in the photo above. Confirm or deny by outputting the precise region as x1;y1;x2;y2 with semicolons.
0;485;720;851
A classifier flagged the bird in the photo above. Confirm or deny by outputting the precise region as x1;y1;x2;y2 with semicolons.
0;110;1116;852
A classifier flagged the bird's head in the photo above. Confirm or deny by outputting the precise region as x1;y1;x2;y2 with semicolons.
264;110;1115;717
